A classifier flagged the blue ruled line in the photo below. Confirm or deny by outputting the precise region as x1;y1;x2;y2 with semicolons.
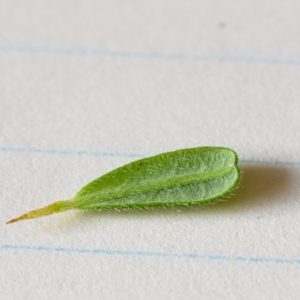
0;147;144;159
1;146;300;166
1;244;299;265
1;45;300;66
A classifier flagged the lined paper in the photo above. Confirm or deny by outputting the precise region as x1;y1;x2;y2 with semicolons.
1;1;300;299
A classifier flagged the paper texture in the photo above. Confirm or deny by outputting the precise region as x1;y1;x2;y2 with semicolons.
1;1;300;299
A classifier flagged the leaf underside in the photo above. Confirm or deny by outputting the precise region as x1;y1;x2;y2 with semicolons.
73;146;240;210
6;146;240;223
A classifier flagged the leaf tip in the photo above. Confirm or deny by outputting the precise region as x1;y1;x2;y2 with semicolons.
6;201;73;224
6;214;27;224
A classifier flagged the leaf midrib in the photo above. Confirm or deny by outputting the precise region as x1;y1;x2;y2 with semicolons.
76;165;236;205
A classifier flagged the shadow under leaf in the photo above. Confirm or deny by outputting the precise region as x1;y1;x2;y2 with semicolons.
214;163;292;213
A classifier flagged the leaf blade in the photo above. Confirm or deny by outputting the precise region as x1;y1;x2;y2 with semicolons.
74;147;240;209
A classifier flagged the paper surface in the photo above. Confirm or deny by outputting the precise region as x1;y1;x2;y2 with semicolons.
1;1;300;299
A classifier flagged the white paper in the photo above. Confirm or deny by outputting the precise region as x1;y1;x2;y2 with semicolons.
1;1;300;299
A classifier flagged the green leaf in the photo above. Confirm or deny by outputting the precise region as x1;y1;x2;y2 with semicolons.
7;146;240;224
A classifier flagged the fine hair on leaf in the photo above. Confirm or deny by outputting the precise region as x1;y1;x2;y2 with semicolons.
7;146;240;224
